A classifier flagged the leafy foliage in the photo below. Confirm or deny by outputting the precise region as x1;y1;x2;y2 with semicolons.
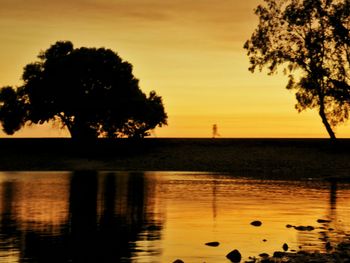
0;41;167;139
0;86;27;134
244;0;350;139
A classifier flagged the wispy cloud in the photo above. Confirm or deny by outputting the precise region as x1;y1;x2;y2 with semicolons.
0;0;260;33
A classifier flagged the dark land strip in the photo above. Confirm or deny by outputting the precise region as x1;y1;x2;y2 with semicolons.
0;138;350;180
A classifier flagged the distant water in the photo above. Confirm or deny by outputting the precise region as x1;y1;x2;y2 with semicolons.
0;171;349;263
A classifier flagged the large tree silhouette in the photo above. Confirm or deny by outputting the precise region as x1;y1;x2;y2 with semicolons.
0;41;167;139
245;0;350;139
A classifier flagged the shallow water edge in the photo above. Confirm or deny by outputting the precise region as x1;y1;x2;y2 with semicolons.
0;171;349;262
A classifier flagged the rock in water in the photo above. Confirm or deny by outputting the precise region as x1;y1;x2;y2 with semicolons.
250;220;262;227
173;260;184;263
317;219;331;223
294;225;315;231
282;243;288;251
273;251;285;258
226;249;242;262
326;242;332;250
205;241;220;247
259;253;269;258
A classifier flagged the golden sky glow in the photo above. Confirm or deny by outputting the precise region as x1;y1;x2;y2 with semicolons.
1;0;350;138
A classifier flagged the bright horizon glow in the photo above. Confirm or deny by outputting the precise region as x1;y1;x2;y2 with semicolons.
1;0;350;138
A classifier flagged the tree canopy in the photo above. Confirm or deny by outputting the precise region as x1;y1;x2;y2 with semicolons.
244;0;350;139
0;41;167;139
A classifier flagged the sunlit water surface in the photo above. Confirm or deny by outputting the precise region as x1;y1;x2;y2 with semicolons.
0;171;349;263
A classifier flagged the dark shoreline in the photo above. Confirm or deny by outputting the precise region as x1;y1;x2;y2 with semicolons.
1;138;350;180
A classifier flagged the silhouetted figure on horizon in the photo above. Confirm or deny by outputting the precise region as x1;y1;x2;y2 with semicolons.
212;124;220;138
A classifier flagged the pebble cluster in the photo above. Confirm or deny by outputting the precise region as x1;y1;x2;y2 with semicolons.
172;219;350;263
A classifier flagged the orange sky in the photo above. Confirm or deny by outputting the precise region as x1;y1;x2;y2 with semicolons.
1;0;349;138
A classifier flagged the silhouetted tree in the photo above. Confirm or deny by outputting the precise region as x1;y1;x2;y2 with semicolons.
244;0;350;139
0;86;27;135
0;41;167;139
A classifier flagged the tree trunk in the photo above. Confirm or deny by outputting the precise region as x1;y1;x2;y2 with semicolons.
319;103;336;140
68;116;98;141
57;113;75;139
70;124;97;140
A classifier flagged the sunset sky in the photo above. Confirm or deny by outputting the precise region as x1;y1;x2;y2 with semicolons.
1;0;350;138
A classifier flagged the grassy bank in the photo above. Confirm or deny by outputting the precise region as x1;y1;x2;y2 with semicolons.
0;138;350;179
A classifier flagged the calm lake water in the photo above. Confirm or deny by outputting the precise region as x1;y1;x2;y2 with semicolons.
0;171;349;263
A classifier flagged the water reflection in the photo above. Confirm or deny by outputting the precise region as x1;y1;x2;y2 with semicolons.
330;179;337;210
0;172;349;263
0;172;163;263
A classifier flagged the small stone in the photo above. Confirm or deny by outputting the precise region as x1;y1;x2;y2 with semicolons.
294;225;315;231
251;220;262;227
205;241;220;247
226;249;242;262
262;239;267;242
282;243;288;251
297;250;307;254
259;253;269;258
173;260;184;263
317;219;331;223
273;251;285;258
286;224;293;228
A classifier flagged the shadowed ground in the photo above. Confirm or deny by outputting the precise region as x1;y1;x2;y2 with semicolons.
0;138;349;179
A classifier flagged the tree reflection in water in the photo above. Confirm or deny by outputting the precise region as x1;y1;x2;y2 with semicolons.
295;179;349;252
0;171;163;263
1;172;350;262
